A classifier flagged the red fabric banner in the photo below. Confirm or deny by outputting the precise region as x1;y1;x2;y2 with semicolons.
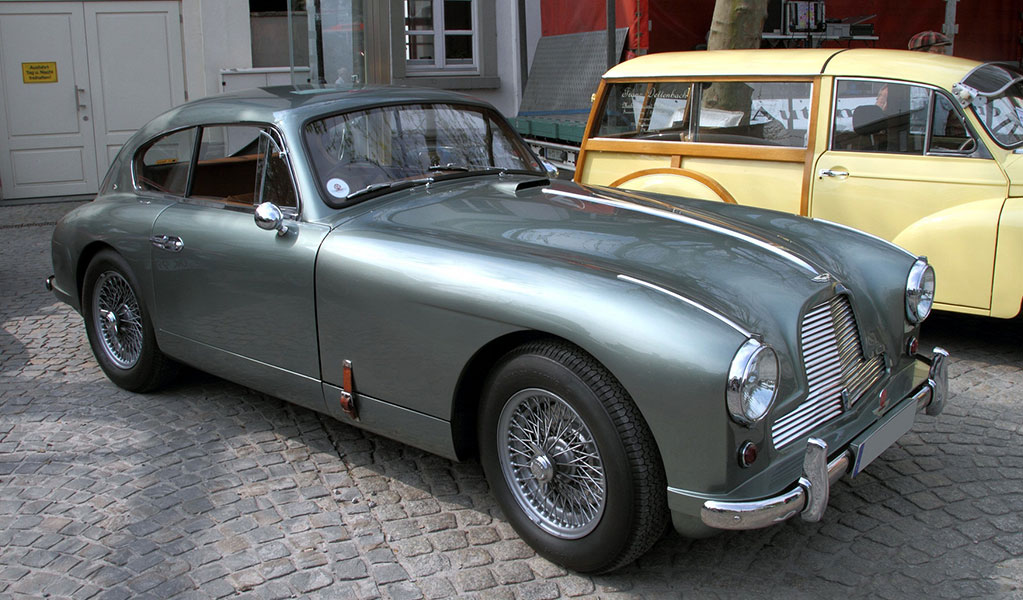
541;0;650;50
606;0;1021;62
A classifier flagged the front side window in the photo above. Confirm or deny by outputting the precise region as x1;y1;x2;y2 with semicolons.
832;79;977;156
929;94;974;153
304;103;541;206
594;80;811;147
136;128;196;195
405;0;475;72
193;125;297;209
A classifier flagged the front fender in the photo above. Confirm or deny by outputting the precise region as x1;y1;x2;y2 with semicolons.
891;196;1003;312
991;197;1023;318
313;228;749;493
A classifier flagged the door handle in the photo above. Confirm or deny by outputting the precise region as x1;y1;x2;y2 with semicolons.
818;169;849;179
150;235;183;252
74;86;87;111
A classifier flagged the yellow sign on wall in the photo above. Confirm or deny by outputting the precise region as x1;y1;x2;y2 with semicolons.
22;62;58;84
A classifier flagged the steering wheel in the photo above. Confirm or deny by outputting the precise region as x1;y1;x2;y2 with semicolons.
956;137;976;153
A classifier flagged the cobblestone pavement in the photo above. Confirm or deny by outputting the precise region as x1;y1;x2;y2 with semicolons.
1;200;1022;600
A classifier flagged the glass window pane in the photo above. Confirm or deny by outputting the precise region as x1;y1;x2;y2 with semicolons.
405;0;433;31
444;34;473;61
972;86;1023;148
444;0;472;30
594;82;692;139
256;134;297;209
303;103;540;205
137;128;195;196
193;126;264;203
407;34;434;60
311;0;367;89
929;93;973;153
697;81;810;147
831;80;925;155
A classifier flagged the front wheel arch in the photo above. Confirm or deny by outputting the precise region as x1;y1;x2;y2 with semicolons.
450;330;559;460
477;339;669;572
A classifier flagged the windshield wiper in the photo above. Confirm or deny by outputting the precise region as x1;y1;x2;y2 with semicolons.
345;177;434;200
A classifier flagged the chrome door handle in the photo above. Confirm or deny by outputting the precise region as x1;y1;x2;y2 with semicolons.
150;235;183;252
818;169;849;178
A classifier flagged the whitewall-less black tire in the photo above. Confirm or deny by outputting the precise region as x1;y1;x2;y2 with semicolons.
479;340;668;573
82;250;176;392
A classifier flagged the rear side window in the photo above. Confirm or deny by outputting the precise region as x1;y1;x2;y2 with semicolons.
137;128;196;195
695;81;811;147
594;80;811;147
595;82;692;139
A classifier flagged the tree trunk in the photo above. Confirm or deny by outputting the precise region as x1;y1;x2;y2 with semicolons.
707;0;769;50
703;0;769;121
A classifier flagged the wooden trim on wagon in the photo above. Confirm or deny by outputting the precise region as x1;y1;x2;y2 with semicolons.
798;77;825;216
582;138;806;162
609;167;738;204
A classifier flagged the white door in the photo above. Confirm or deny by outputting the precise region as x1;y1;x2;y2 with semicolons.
0;1;184;200
0;3;98;199
83;2;185;178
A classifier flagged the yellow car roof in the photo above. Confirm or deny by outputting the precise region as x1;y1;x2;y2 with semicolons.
603;48;983;89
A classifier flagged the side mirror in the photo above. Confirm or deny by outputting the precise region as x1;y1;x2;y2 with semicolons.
255;202;289;236
541;160;560;180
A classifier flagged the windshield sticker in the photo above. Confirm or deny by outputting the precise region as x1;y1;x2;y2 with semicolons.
326;178;351;199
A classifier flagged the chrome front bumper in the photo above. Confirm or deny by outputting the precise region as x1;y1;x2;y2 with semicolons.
701;347;949;531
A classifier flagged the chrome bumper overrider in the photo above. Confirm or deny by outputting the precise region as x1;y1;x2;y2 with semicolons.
701;346;949;531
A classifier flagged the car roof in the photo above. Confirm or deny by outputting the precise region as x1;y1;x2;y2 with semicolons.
602;48;982;88
135;85;493;139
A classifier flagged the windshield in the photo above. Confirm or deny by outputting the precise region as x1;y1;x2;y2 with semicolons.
304;103;542;205
961;63;1023;148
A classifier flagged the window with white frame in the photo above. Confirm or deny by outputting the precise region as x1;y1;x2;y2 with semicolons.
404;0;476;73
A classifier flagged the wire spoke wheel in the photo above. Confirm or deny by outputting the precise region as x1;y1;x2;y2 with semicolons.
497;388;607;539
92;271;144;369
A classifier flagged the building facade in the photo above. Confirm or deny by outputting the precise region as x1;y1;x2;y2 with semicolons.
0;0;539;200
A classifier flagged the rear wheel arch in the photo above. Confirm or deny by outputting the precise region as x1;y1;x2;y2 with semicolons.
76;242;118;305
80;248;177;391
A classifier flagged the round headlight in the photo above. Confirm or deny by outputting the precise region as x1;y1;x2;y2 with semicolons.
906;258;936;323
726;339;779;427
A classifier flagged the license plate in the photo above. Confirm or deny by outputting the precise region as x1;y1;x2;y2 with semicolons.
849;398;917;477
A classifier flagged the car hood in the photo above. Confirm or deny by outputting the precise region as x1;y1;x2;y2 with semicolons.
335;176;912;352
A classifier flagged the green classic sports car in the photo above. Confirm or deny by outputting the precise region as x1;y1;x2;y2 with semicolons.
47;86;948;573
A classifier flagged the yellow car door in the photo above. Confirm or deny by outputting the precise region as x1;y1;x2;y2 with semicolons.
810;78;1008;313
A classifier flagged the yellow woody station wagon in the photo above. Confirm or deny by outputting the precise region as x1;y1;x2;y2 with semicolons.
576;49;1023;318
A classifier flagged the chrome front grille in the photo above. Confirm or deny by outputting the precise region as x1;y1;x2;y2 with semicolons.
772;296;886;450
